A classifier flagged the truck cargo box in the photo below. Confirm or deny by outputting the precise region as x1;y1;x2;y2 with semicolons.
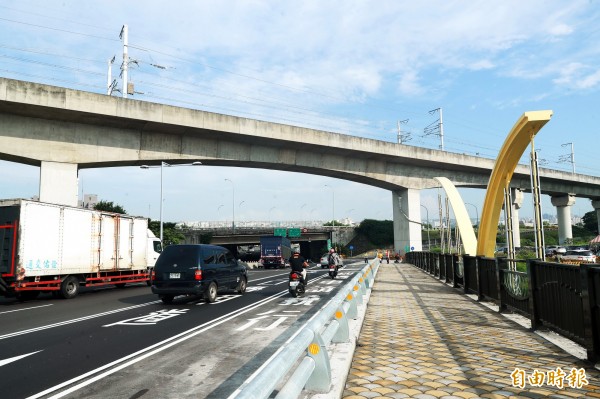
0;199;161;299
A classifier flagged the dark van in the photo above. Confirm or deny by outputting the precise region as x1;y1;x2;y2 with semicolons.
151;244;247;304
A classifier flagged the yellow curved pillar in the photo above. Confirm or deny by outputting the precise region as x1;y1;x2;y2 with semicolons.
433;177;477;255
476;110;553;257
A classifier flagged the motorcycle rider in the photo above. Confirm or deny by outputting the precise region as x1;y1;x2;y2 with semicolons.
289;248;309;285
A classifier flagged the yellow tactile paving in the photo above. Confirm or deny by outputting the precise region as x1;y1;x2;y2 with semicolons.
342;262;600;398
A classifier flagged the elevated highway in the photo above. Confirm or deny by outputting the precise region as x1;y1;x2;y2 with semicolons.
1;78;600;252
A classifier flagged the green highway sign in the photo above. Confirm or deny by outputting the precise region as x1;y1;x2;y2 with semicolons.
288;228;301;237
274;228;287;237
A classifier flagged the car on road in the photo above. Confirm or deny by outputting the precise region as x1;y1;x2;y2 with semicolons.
320;252;344;268
151;244;247;304
320;253;329;268
560;249;596;263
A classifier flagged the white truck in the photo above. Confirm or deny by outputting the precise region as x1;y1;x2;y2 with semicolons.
0;199;162;299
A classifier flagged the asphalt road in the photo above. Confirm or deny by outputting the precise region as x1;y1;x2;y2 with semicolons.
0;261;363;399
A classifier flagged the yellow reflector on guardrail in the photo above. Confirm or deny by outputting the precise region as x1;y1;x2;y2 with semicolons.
308;343;320;355
335;310;343;319
346;293;353;300
354;285;359;291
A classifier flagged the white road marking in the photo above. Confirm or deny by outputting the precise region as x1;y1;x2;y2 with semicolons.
26;290;289;399
0;301;161;340
0;304;53;315
0;351;42;367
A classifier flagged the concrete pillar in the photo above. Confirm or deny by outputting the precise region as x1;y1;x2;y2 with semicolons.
511;188;524;248
39;161;79;207
551;195;576;245
392;188;423;255
592;199;600;234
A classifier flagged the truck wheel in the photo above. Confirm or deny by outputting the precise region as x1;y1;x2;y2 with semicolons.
204;282;217;303
160;295;174;304
59;276;80;299
115;283;127;289
236;277;247;294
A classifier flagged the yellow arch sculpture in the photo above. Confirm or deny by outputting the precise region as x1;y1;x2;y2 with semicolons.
476;110;553;257
433;177;477;255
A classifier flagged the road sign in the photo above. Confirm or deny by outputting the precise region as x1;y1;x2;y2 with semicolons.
349;245;354;250
301;228;308;233
327;239;331;250
288;228;301;237
274;228;286;237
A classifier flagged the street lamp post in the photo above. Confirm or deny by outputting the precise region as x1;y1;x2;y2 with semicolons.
465;202;479;230
224;179;235;234
420;204;431;250
140;161;201;244
269;206;276;226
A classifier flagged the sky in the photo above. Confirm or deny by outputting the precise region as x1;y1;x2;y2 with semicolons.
1;0;600;226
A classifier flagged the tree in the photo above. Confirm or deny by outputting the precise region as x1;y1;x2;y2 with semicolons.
355;219;393;247
148;220;185;245
582;210;598;234
93;200;126;214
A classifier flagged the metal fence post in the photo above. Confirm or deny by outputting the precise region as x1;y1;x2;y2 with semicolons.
496;258;506;313
452;255;459;288
476;256;483;301
580;264;600;362
527;259;540;331
443;254;450;284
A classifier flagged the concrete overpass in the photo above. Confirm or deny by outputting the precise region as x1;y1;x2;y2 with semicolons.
2;77;600;251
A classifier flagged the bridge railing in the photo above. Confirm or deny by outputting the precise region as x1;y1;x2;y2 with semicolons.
230;260;380;399
405;251;600;362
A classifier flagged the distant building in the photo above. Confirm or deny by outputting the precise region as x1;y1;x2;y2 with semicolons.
79;194;98;209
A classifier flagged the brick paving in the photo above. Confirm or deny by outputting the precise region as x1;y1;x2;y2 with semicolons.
342;262;600;399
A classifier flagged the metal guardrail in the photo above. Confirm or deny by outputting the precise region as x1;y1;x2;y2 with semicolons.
229;260;380;399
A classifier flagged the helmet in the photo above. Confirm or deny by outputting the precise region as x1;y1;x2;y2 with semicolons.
329;248;335;253
293;248;300;254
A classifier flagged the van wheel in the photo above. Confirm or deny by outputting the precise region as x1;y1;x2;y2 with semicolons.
59;276;80;299
160;295;174;304
205;282;217;303
236;277;247;294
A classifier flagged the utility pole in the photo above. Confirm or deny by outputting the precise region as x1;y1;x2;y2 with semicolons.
424;108;444;150
107;56;116;95
560;142;575;174
119;25;128;99
397;119;410;144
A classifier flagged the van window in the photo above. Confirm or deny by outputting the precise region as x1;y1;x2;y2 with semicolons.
203;249;216;265
215;251;226;265
224;251;235;265
157;246;199;269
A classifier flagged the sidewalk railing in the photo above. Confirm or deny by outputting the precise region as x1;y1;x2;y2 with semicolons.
230;260;380;399
405;251;600;363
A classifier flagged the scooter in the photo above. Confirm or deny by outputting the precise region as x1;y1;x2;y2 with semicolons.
328;263;338;279
288;271;306;297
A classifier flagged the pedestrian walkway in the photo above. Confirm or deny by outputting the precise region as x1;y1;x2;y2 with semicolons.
342;262;600;399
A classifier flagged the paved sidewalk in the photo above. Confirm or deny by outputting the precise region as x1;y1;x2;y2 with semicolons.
342;262;600;399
